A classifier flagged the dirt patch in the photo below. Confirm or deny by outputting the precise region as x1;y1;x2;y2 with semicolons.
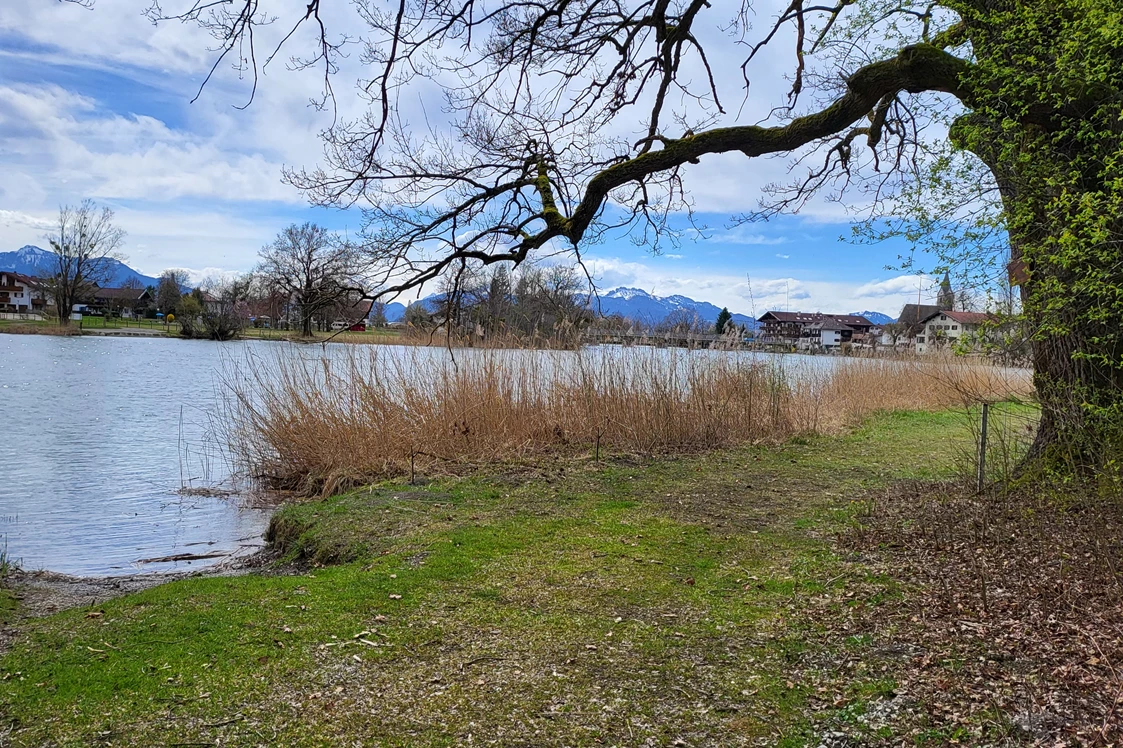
3;569;186;619
834;480;1123;745
0;547;284;654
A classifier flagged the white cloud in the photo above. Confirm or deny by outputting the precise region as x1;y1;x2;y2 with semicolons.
854;275;938;298
709;227;790;246
0;209;55;233
0;84;302;205
775;253;790;259
108;207;281;277
586;254;942;318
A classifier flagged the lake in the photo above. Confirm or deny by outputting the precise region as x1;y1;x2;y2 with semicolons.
0;335;277;576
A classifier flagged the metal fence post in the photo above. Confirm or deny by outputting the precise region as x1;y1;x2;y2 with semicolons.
977;401;990;492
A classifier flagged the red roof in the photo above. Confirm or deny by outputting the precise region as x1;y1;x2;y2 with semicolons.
919;310;994;326
1;271;41;287
759;311;873;327
94;287;149;301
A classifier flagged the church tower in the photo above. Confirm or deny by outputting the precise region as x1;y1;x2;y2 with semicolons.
936;270;955;310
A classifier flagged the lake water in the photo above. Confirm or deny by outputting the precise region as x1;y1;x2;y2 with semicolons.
0;334;869;577
0;335;277;576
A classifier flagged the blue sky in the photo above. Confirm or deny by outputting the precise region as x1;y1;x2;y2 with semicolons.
0;2;953;317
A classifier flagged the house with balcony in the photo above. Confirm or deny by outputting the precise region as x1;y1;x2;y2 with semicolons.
0;271;49;317
757;311;875;350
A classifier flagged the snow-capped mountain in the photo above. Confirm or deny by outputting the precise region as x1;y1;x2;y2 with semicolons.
849;310;895;325
0;245;160;288
588;287;757;328
383;286;757;328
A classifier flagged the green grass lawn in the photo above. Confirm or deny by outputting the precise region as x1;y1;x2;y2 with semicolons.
0;410;977;746
240;326;405;343
0;317;410;343
0;318;50;328
76;316;172;331
0;317;171;333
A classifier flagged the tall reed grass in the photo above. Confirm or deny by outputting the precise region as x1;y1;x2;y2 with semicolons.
219;347;1032;495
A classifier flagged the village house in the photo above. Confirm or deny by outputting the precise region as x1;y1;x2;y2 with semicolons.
757;311;875;350
85;286;153;318
0;271;49;317
915;310;996;354
328;299;375;331
880;303;942;350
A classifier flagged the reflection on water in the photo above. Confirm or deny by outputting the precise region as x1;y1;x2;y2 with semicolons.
0;335;273;576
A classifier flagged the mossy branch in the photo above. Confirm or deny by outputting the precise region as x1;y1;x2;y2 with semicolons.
532;43;973;249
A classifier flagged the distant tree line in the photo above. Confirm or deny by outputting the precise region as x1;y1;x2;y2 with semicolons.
35;206;627;344
404;263;594;345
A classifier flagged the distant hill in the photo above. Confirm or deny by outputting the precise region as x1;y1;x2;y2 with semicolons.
0;245;161;288
383;301;407;323
385;286;757;328
849;310;895;325
586;287;757;328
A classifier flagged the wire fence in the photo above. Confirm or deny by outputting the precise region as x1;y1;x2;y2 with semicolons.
957;397;1041;488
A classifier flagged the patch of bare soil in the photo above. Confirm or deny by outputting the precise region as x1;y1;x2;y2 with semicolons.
0;547;283;653
836;480;1123;746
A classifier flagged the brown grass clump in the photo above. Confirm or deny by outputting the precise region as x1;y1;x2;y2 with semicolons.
220;347;1031;494
0;323;80;336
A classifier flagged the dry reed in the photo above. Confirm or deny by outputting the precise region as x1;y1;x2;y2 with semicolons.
219;347;1032;495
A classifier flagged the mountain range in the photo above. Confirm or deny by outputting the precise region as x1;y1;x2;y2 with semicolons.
583;287;759;328
0;245;161;288
849;310;895;325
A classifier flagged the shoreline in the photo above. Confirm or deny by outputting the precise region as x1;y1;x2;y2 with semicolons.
0;323;452;348
0;542;280;647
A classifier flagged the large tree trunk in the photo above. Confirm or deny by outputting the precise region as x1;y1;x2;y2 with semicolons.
1013;226;1123;470
55;287;72;327
951;3;1123;474
956;105;1123;471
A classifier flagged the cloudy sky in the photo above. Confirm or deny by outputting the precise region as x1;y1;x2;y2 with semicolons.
0;1;958;317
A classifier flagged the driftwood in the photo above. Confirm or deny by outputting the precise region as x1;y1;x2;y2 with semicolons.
135;552;228;564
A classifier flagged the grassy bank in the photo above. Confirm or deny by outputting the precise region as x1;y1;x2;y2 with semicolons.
1;408;1007;746
0;318;415;345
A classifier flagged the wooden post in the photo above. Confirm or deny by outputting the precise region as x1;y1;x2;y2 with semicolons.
977;402;990;493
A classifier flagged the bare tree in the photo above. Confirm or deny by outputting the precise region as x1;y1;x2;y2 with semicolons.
41;200;126;325
659;309;706;336
200;275;252;341
369;301;388;328
257;223;364;337
141;0;1123;466
156;269;190;315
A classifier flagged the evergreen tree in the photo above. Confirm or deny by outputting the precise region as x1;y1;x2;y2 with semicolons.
714;307;732;335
